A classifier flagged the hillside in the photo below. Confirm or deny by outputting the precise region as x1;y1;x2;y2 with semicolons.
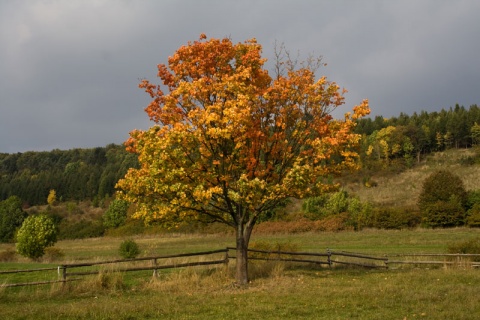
2;147;476;241
343;148;480;208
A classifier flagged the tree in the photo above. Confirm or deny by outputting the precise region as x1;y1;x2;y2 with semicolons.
0;196;27;243
16;215;57;259
103;199;129;228
47;189;57;206
471;122;480;146
418;170;467;227
117;35;370;285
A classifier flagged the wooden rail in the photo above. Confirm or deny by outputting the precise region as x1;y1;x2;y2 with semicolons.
1;249;479;288
58;248;229;281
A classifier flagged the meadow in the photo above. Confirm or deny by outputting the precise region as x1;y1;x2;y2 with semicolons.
1;228;480;319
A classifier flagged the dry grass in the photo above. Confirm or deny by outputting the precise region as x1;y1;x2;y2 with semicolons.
347;148;480;207
2;267;480;320
2;229;480;319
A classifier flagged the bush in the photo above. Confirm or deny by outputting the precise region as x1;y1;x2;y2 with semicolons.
58;219;105;240
422;199;465;228
103;199;129;229
418;170;467;227
302;191;373;230
16;215;58;260
345;198;373;230
325;190;349;215
371;207;421;229
466;203;480;227
119;239;140;259
302;195;329;220
466;190;480;210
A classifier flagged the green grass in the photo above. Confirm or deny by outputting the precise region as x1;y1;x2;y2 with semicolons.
1;228;480;319
1;267;479;319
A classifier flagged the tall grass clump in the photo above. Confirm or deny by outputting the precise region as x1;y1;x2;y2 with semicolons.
71;269;126;294
0;248;17;262
146;265;231;295
119;239;140;259
448;237;480;261
248;240;299;279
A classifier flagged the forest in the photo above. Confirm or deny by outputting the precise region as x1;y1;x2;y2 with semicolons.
356;104;480;167
0;144;138;206
0;104;479;207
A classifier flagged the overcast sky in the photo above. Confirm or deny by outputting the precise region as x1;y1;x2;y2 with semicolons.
1;0;480;153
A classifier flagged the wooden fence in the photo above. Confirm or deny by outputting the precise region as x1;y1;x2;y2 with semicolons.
1;248;479;288
386;253;480;268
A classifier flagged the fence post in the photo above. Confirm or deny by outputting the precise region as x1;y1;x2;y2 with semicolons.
327;249;332;267
58;265;67;285
152;258;158;277
224;248;229;267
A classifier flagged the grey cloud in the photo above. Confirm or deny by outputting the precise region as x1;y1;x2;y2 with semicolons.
1;0;479;153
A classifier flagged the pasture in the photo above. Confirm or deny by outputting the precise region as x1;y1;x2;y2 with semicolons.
1;228;480;319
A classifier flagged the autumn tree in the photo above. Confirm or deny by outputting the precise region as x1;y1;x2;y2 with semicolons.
47;189;57;206
117;35;369;285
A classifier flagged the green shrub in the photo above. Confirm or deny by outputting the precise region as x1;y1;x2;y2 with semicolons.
302;195;329;220
119;239;140;259
371;207;421;229
302;191;373;230
466;203;480;227
103;199;130;229
418;170;467;227
58;219;105;240
345;198;373;230
16;215;58;260
466;190;480;210
422;198;465;228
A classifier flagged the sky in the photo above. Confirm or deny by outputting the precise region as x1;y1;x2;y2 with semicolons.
1;0;480;153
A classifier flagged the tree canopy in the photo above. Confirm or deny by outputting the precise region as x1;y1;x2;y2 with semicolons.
117;35;369;284
0;196;27;243
16;214;57;259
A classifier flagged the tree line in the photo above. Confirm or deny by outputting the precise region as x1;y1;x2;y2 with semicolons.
355;104;480;169
1;105;479;207
0;144;138;206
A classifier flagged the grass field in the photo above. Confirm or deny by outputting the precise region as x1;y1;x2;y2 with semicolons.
1;228;480;319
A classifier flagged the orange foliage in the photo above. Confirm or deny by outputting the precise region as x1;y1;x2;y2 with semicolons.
117;35;369;283
118;34;369;226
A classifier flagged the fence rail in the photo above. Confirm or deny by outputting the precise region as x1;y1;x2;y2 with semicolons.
1;248;479;288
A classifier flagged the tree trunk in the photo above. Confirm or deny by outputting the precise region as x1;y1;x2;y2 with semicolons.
235;222;254;285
